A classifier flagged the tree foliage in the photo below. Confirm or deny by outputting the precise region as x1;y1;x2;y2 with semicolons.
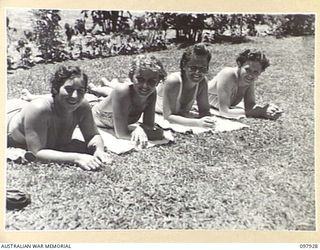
263;14;315;37
32;9;68;62
81;10;132;34
133;12;208;43
7;10;315;71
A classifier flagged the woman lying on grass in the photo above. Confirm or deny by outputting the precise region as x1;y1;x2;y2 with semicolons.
76;54;167;148
8;66;110;171
208;49;283;120
155;43;215;128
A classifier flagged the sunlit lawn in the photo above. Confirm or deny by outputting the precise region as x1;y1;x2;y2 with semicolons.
6;35;315;230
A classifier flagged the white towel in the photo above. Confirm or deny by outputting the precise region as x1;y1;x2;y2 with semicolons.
6;148;35;163
153;108;249;134
72;126;174;155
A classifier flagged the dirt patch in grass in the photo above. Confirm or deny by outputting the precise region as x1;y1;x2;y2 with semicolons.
6;36;315;230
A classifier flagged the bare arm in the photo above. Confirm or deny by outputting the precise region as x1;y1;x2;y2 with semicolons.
142;91;156;127
244;84;282;119
111;85;132;140
196;79;211;118
163;74;213;127
243;83;263;117
112;85;150;146
141;91;163;140
23;102;80;162
78;101;105;153
24;100;104;170
216;71;246;119
24;101;51;156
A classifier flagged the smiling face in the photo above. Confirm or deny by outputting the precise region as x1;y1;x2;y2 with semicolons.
55;77;86;112
238;60;263;84
132;68;160;97
183;54;209;84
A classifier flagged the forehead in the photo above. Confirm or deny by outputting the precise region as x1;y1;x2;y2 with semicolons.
134;68;160;78
186;54;208;66
63;77;86;87
242;60;263;71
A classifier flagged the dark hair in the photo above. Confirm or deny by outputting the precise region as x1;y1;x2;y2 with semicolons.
236;49;270;71
128;54;167;83
50;66;88;96
180;43;211;72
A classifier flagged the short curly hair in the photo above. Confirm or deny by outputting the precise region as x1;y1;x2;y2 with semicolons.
50;66;88;96
180;43;211;72
236;49;270;71
128;55;167;83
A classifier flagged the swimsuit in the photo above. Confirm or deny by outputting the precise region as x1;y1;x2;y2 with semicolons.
92;84;152;128
208;68;248;109
92;104;114;128
156;72;201;115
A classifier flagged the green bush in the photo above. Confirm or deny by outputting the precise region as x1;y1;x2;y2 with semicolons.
32;10;69;62
8;11;314;70
263;14;315;37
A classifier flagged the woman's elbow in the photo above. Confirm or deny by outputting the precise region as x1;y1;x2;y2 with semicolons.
164;113;175;123
114;129;129;140
219;111;229;118
218;109;235;119
31;149;46;161
162;111;171;120
26;144;41;157
114;131;125;139
218;106;230;116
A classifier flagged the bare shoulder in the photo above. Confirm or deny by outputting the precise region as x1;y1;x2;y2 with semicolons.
164;72;181;91
26;96;52;115
111;82;131;99
218;67;237;77
216;67;238;84
18;97;53;124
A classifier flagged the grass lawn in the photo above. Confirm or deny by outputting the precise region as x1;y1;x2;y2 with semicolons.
6;35;315;230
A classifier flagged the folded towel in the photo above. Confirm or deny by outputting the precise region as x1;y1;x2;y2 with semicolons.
153;108;249;134
72;126;174;155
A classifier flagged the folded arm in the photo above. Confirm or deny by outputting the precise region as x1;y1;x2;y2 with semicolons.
24;101;106;170
216;74;246;119
163;75;213;127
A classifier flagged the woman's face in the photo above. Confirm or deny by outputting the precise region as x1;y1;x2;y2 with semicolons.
183;54;209;83
239;60;263;84
132;68;160;97
55;77;86;112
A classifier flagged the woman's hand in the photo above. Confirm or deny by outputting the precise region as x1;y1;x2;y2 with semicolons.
139;124;164;141
197;116;216;128
94;149;113;165
131;126;148;148
75;154;104;171
263;104;283;120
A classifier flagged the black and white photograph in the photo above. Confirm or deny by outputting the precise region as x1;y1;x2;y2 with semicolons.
5;6;315;233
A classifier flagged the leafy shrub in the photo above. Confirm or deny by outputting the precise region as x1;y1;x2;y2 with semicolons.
7;38;44;70
7;23;169;70
262;15;315;37
66;31;168;59
32;10;69;62
202;14;255;44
